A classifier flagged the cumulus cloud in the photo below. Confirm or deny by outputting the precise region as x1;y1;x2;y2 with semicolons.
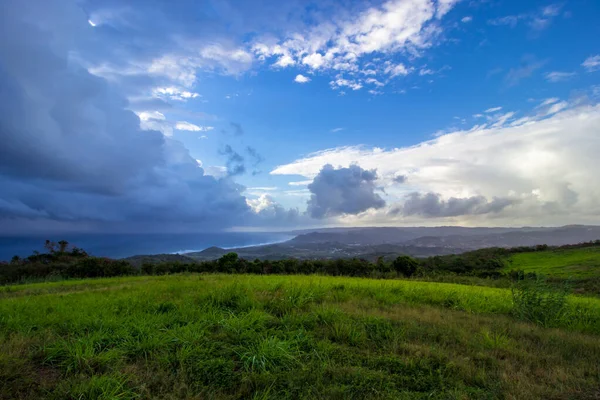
306;164;385;219
294;74;311;83
330;78;363;91
0;0;297;232
245;194;300;226
252;0;458;88
271;100;600;225
385;63;412;78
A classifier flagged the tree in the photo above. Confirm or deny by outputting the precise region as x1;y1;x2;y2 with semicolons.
392;255;419;277
218;252;239;272
44;240;57;254
58;240;69;253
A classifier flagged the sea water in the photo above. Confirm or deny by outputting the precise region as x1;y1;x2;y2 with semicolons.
0;232;294;261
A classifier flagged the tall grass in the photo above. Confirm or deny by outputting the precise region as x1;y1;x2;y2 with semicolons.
1;274;599;399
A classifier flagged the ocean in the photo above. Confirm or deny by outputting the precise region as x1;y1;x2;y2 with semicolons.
0;232;294;261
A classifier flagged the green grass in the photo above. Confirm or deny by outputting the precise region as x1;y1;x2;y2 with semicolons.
506;247;600;278
1;274;600;399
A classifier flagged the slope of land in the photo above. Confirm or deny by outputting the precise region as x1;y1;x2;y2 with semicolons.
183;225;600;261
1;274;599;399
506;246;600;278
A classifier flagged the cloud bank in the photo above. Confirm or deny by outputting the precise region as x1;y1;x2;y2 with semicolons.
0;0;290;233
272;101;600;225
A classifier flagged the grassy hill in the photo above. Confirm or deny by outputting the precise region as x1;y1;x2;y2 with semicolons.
505;246;600;278
1;274;600;399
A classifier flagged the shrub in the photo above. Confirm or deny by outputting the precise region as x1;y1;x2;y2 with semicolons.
511;277;571;328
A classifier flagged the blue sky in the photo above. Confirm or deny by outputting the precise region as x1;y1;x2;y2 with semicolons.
1;0;600;232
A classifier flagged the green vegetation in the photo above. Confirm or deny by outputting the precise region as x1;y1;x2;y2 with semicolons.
1;274;600;399
506;246;600;278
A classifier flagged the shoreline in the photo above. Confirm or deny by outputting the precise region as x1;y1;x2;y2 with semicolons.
173;235;295;255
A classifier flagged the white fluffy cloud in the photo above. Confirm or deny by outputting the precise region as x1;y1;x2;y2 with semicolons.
294;74;311;83
252;0;457;89
271;101;600;225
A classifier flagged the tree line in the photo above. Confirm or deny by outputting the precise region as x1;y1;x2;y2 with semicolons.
1;239;599;285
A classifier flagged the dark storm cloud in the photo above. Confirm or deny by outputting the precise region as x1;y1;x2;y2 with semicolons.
307;164;386;219
402;192;515;218
0;0;270;231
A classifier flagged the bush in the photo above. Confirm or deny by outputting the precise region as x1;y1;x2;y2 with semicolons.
511;277;571;328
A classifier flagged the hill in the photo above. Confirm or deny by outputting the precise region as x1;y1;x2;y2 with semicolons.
506;246;600;278
184;225;600;261
1;274;599;399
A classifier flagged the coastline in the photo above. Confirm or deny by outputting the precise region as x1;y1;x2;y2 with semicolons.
174;235;295;255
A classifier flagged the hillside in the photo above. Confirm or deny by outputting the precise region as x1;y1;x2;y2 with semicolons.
184;225;600;261
506;246;600;278
1;275;599;399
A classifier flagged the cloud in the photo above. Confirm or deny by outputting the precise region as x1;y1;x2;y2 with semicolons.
246;146;264;175
204;166;228;179
545;71;576;82
402;193;514;217
385;63;412;78
488;4;562;32
331;127;345;133
271;101;600;225
252;0;458;88
294;74;311;83
484;106;502;113
288;180;313;186
330;78;363;91
504;56;546;86
220;145;246;176
136;113;213;136
245;194;300;225
461;16;473;23
0;0;303;233
365;78;385;87
539;98;559;107
175;121;214;132
230;122;244;136
393;175;407;184
582;55;600;72
306;164;385;219
153;87;200;101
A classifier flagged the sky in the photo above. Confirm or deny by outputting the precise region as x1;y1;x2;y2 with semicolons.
0;0;599;233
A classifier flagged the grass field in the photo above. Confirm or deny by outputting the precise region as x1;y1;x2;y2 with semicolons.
506;247;600;279
1;274;600;399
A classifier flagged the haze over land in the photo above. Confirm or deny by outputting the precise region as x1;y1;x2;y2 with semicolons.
1;0;600;237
